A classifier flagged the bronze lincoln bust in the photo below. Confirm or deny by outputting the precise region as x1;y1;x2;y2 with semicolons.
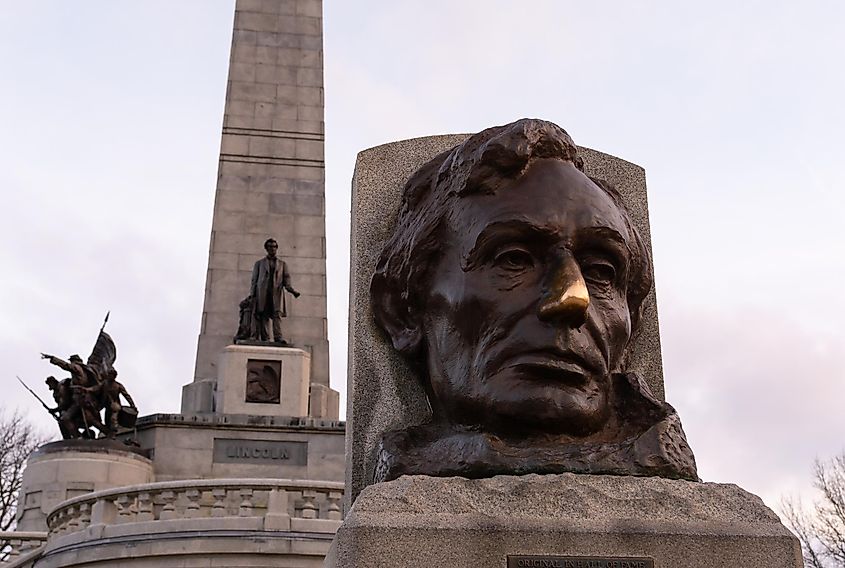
370;119;697;482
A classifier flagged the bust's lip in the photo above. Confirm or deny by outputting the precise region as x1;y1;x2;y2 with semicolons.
502;349;596;385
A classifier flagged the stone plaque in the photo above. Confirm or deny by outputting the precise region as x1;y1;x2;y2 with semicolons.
245;358;281;403
508;557;654;568
212;438;307;465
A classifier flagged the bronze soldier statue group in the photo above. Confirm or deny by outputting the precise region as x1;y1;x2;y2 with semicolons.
36;323;137;440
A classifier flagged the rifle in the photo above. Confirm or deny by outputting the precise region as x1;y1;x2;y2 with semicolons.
17;376;59;422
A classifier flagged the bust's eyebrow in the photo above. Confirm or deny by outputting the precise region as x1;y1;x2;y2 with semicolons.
463;220;559;269
572;226;632;268
463;222;631;270
573;226;627;248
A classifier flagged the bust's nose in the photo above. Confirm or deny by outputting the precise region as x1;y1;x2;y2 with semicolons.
538;250;590;327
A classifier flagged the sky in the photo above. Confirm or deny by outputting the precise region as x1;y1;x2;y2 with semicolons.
1;1;844;512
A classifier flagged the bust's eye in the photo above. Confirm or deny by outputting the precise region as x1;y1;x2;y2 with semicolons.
581;260;616;285
493;247;535;271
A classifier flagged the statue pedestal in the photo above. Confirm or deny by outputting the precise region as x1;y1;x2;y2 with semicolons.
17;440;153;532
326;473;802;568
163;344;344;482
182;343;339;418
215;344;310;417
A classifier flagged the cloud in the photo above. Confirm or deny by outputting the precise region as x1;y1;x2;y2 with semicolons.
661;297;845;507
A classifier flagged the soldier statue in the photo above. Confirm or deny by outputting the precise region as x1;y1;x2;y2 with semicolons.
33;317;138;440
45;376;83;439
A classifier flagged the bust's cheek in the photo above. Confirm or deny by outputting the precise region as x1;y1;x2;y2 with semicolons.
591;298;632;364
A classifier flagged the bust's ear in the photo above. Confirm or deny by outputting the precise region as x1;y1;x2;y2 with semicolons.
370;275;423;356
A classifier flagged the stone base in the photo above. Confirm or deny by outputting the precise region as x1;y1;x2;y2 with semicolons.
180;378;215;413
35;525;334;568
216;344;311;417
309;383;341;419
17;440;153;532
134;413;345;483
183;344;341;419
234;338;294;347
327;474;802;568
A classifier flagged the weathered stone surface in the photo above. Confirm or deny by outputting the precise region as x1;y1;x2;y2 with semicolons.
216;345;310;417
310;383;340;419
134;414;344;483
17;442;154;532
328;474;802;568
180;378;215;414
347;135;666;506
37;519;334;568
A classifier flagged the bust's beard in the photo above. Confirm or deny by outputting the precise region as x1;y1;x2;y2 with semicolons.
373;373;698;484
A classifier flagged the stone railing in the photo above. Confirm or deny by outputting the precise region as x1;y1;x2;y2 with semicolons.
45;478;344;540
0;531;48;566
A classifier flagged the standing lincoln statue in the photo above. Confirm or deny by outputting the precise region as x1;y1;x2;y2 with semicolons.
239;238;301;344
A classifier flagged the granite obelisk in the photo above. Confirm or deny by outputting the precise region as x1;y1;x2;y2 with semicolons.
184;0;333;416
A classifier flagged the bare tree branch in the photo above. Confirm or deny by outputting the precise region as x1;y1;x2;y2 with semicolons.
782;452;845;568
0;408;50;560
782;495;827;568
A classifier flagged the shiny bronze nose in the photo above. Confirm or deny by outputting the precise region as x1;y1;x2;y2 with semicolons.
538;252;590;326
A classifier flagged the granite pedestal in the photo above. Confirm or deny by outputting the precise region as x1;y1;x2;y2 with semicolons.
215;344;310;417
327;474;802;568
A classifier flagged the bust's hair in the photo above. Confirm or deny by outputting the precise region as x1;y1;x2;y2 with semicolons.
370;118;653;363
264;238;277;249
